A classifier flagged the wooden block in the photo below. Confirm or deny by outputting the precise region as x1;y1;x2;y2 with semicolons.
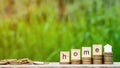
60;51;70;64
93;44;102;55
71;49;80;60
104;44;112;52
82;47;91;57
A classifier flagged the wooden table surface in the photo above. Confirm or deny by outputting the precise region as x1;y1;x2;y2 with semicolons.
0;62;120;68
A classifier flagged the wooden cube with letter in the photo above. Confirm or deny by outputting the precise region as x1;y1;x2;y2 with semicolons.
93;44;102;55
71;49;81;64
60;51;70;64
93;44;102;64
82;47;91;64
104;44;113;64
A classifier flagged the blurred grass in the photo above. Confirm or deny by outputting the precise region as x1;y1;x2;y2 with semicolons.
0;0;120;62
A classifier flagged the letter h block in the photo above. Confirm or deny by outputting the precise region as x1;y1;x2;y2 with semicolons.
60;51;70;64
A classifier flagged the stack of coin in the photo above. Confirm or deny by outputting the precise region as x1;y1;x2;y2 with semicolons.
93;55;102;64
6;59;18;65
71;60;81;64
0;59;18;65
82;57;91;64
104;52;113;64
0;58;34;65
0;60;8;65
17;58;33;65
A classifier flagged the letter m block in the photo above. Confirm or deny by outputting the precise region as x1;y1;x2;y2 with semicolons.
82;47;91;57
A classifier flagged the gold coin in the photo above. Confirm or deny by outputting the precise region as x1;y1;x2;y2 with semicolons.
93;57;102;60
71;59;80;62
71;62;81;64
104;53;113;57
82;57;91;62
93;55;102;60
71;60;81;64
82;61;91;64
93;55;102;57
82;57;91;60
93;60;102;64
60;62;70;64
104;62;113;64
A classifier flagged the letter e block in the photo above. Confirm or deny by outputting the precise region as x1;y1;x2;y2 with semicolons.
93;44;102;55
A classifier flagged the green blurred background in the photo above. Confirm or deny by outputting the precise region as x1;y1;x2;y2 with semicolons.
0;0;120;62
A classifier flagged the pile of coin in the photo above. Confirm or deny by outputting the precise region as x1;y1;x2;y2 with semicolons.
82;57;91;64
93;55;102;64
0;60;8;65
0;59;18;65
17;58;33;64
0;58;33;65
71;60;81;64
104;52;113;64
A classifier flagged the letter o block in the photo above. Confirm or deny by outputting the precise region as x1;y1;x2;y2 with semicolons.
71;49;80;60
